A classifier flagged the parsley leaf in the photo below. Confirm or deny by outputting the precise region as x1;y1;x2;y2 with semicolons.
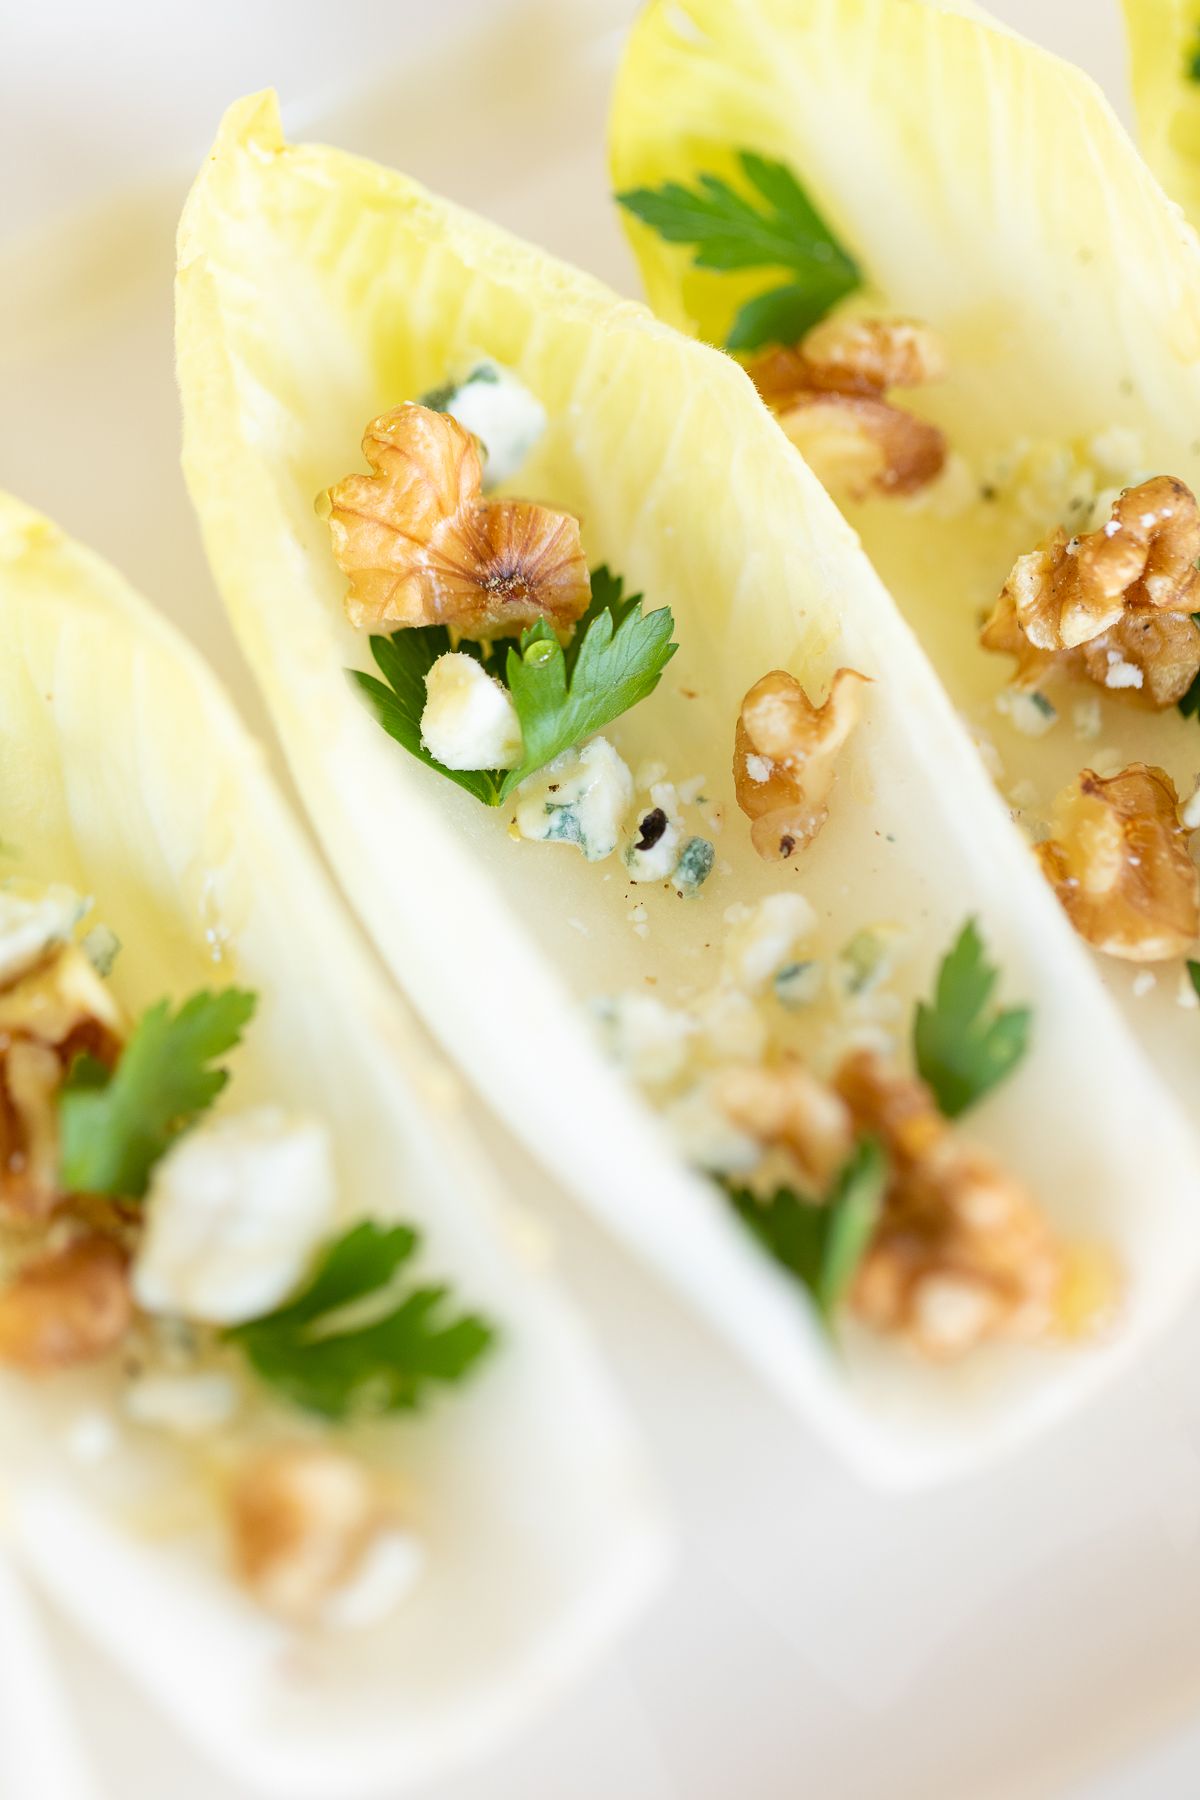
351;628;504;806
724;1137;887;1320
617;151;861;351
913;920;1031;1119
1188;960;1200;1001
227;1220;496;1419
499;570;676;799
1189;28;1200;83
59;988;257;1198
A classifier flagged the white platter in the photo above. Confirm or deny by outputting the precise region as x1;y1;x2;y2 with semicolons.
3;2;1200;1797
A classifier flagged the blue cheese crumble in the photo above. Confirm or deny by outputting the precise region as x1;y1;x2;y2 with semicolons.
432;361;547;488
421;652;523;770
673;837;715;897
515;737;633;861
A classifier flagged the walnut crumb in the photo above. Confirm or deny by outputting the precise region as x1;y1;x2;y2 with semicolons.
326;403;590;638
1036;764;1200;962
733;667;868;861
981;477;1200;707
747;318;946;497
0;1235;132;1371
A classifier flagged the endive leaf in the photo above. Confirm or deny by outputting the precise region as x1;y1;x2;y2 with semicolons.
178;93;1200;1484
1122;0;1200;230
610;0;1200;1124
0;492;662;1794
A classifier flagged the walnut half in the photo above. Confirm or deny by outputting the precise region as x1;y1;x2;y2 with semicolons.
733;667;869;861
0;1235;132;1371
981;477;1200;707
1036;764;1200;962
326;403;591;639
747;318;947;498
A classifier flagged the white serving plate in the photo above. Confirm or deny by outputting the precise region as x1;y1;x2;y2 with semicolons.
3;2;1200;1797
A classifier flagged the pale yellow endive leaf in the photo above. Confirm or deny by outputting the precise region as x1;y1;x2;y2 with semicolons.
0;492;664;1799
177;92;1200;1483
612;0;1200;1114
1123;0;1200;228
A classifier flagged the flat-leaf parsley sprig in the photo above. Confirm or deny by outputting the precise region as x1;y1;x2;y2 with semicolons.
913;918;1031;1118
617;151;861;351
351;566;676;805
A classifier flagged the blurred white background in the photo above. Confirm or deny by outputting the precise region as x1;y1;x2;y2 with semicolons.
5;4;1200;1799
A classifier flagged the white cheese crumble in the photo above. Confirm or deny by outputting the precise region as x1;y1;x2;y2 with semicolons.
0;884;87;987
515;737;633;861
723;893;817;991
133;1108;337;1326
81;922;121;976
591;993;693;1085
1182;780;1200;831
745;753;773;784
995;688;1058;737
420;652;522;770
321;1529;426;1632
442;362;547;488
692;986;767;1062
625;782;683;882
1103;651;1143;691
773;959;823;1008
1131;970;1157;999
1072;697;1102;741
124;1371;239;1437
834;926;906;999
663;1081;761;1176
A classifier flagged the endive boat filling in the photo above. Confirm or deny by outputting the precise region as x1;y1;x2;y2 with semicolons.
0;882;493;1628
328;379;1112;1360
618;153;1200;990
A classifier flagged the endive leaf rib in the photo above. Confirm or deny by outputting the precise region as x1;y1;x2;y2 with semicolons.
0;491;664;1798
179;93;1200;1484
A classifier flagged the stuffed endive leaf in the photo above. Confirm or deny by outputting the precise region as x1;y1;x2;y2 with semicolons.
0;494;663;1799
612;0;1200;1118
1123;0;1200;227
177;93;1200;1485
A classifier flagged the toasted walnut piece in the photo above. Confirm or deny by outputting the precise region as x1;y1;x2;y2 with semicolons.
981;588;1200;709
714;1058;855;1190
0;1235;132;1371
834;1050;1064;1357
0;947;124;1222
326;403;591;639
989;477;1200;662
734;667;869;861
228;1444;399;1625
746;319;947;497
1036;764;1200;962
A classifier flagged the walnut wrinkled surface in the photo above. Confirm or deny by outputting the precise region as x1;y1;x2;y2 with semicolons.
747;318;947;497
981;477;1200;706
1037;764;1200;962
228;1443;388;1624
733;667;868;861
0;947;123;1221
834;1050;1064;1358
0;1234;131;1370
715;1058;854;1189
327;403;591;639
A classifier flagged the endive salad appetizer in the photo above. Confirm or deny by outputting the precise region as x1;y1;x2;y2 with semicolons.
611;0;1200;1119
177;93;1200;1482
0;495;661;1797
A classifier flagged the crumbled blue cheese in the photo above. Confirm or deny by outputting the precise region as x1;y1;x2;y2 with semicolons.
723;893;817;990
833;926;905;999
133;1108;337;1325
672;837;714;897
421;652;522;770
677;775;706;806
591;992;693;1084
321;1529;426;1632
1182;779;1200;832
440;361;547;488
1072;696;1102;741
515;737;633;861
995;688;1057;736
0;884;87;987
773;959;823;1008
625;782;683;882
663;1081;761;1176
81;922;121;977
692;986;767;1062
1102;650;1143;691
1131;970;1157;999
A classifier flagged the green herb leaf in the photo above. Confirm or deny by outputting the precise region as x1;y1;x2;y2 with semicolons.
499;572;676;799
351;628;504;806
227;1220;496;1419
724;1137;887;1319
1189;28;1200;83
59;988;257;1198
1188;959;1200;1001
1177;614;1200;719
913;919;1031;1119
617;151;861;350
